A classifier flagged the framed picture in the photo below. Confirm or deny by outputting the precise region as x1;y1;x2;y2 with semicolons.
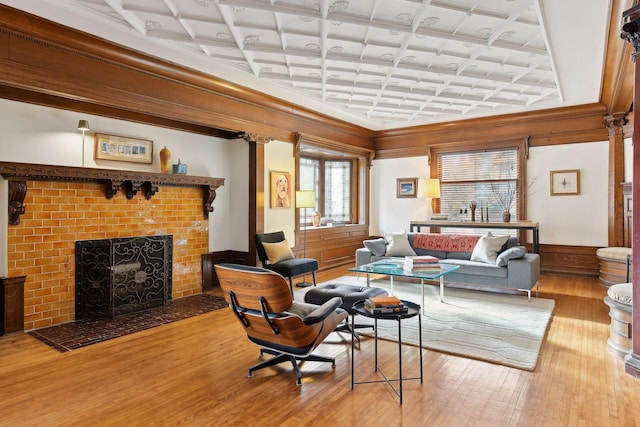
270;171;291;208
397;177;418;198
550;169;580;196
94;133;153;164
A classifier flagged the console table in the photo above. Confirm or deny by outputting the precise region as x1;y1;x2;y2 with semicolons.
409;220;540;254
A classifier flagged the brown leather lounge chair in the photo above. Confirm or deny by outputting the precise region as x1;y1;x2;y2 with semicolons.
214;263;348;385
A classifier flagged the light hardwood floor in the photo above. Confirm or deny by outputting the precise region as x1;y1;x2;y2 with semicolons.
0;269;638;426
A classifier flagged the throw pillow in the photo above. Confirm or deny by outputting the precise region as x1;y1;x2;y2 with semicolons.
384;230;417;256
470;232;510;264
262;240;295;264
496;246;526;267
363;238;387;256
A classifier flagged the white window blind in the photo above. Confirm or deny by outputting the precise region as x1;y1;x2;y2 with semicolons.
438;148;519;232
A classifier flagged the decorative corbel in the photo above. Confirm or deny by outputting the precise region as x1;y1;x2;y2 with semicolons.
242;132;273;144
8;180;26;225
104;180;123;199
142;182;159;200
202;185;217;217
124;181;143;200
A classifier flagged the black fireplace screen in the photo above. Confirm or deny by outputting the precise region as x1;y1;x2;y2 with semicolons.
75;235;173;319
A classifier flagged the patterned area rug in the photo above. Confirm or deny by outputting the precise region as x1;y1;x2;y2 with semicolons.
313;276;555;371
29;293;228;352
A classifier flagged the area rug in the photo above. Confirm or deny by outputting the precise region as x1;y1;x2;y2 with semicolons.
29;293;228;352
311;276;555;371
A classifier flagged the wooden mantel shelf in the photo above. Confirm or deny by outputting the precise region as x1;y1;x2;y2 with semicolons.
0;162;224;225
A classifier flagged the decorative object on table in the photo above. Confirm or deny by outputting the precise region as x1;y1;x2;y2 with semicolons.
470;200;477;222
172;158;187;174
418;178;440;218
480;200;484;222
94;133;153;164
550;169;580;195
77;120;90;167
159;146;171;173
312;211;322;227
491;180;517;223
397;177;418;198
430;213;448;220
270;171;291;208
295;190;316;287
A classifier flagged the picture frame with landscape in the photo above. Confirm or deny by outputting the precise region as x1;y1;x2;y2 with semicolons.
397;178;418;198
94;133;154;164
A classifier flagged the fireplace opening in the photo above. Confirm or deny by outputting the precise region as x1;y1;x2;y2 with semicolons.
75;235;173;319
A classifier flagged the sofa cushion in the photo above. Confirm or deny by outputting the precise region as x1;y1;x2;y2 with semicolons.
412;233;481;252
496;246;526;267
262;240;295;264
384;230;417;256
363;238;387;256
470;232;510;264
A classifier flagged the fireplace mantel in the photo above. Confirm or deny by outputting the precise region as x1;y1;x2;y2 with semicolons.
0;162;224;224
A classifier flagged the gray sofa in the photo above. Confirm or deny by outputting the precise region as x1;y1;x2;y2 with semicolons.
355;232;541;299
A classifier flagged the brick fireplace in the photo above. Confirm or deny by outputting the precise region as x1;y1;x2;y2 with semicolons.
1;162;224;331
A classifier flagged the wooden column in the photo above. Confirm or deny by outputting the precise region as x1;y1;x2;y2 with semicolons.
621;6;640;378
605;114;627;247
244;133;271;266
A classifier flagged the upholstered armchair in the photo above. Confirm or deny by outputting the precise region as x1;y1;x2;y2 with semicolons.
214;263;348;385
254;231;318;293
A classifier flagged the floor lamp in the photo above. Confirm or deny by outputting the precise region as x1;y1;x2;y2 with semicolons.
295;190;315;287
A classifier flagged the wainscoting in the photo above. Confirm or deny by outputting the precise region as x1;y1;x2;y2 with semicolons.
538;244;599;277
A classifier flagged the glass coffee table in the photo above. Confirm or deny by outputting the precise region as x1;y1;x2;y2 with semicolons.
348;259;460;309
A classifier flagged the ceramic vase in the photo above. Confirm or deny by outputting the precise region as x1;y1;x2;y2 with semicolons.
159;146;171;173
502;211;511;223
312;212;322;227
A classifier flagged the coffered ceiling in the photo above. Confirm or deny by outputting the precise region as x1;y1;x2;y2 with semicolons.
3;0;611;130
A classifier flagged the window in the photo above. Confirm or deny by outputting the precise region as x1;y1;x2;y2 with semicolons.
299;156;353;225
437;148;520;229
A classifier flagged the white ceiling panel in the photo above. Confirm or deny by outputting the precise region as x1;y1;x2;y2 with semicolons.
0;0;611;130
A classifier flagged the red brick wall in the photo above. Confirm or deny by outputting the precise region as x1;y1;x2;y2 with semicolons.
7;181;208;331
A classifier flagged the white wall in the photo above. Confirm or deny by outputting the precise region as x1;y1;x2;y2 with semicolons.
370;156;430;236
370;144;610;248
527;141;609;246
0;99;239;273
264;140;296;244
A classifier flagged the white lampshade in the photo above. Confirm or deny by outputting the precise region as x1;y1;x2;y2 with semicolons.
419;178;440;198
295;190;315;208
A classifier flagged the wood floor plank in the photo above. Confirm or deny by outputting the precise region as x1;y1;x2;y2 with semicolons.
0;270;638;426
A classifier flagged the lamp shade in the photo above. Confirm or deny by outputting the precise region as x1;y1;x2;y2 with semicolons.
295;190;316;208
419;178;440;198
77;120;90;132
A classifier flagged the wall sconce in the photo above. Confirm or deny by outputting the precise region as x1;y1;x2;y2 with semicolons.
418;178;440;219
77;120;90;167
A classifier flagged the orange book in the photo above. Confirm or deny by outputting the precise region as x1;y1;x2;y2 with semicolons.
368;295;402;306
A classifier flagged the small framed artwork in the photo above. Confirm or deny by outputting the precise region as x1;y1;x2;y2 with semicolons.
94;133;153;164
270;171;291;208
397;177;418;198
550;169;580;196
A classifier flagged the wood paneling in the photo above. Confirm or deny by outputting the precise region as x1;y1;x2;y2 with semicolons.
539;244;600;277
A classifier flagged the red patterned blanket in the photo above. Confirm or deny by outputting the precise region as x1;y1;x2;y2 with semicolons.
412;233;481;252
